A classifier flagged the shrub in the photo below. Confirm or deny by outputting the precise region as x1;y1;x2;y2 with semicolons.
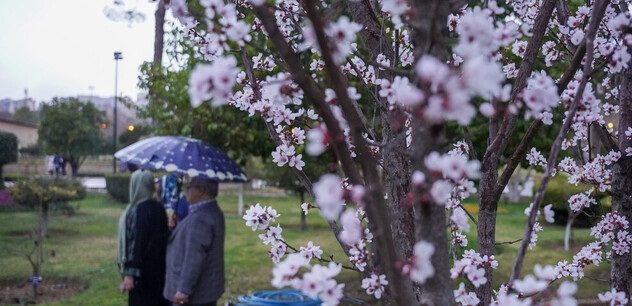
10;177;86;209
105;173;131;203
539;174;608;227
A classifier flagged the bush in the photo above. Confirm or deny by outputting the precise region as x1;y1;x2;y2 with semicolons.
105;173;131;203
10;177;86;209
0;132;18;189
539;174;608;227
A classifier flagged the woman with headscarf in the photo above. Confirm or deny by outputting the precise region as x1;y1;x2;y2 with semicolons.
117;170;169;306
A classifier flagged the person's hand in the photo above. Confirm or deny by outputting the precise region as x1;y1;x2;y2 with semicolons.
168;214;177;228
120;276;134;293
174;291;189;304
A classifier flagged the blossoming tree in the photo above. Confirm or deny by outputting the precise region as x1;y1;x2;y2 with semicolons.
165;0;632;305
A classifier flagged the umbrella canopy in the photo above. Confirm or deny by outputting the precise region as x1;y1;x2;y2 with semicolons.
115;136;247;182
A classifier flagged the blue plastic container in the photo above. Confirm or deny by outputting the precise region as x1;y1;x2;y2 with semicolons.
234;289;322;306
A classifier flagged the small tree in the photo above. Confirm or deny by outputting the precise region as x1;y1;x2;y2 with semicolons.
0;132;18;189
8;178;83;301
39;97;109;176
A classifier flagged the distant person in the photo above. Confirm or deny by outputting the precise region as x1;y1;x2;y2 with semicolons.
160;174;183;229
117;170;169;306
53;155;63;176
46;156;55;176
164;176;225;306
60;157;67;176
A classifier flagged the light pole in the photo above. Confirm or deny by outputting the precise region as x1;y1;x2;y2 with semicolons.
113;51;123;173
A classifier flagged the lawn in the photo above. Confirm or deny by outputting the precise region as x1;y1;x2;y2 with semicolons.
0;192;609;305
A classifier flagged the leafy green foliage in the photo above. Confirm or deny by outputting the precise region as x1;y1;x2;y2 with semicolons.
118;124;152;149
105;173;131;203
38;98;109;175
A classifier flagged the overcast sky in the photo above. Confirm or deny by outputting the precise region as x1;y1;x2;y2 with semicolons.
0;0;166;102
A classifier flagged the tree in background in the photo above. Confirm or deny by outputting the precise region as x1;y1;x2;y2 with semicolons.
12;106;39;125
0;132;18;189
39;98;109;176
118;124;152;148
136;27;275;165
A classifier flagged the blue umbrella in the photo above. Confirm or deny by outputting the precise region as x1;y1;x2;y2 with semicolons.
114;136;247;182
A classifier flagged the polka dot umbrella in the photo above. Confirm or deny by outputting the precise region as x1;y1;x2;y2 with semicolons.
114;136;247;182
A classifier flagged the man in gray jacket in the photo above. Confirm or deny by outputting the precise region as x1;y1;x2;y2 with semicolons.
164;176;225;306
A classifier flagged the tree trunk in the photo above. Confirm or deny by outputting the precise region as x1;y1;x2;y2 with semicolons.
0;164;4;189
475;157;500;305
564;213;576;251
40;202;49;238
70;160;80;177
610;66;632;296
381;115;422;302
153;0;166;66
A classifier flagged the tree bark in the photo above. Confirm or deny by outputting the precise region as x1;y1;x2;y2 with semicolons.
345;1;421;300
153;0;166;66
564;213;576;251
69;159;80;177
610;65;632;296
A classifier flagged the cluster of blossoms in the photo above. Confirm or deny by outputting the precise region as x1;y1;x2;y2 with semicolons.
556;213;632;281
301;16;362;64
494;277;578;306
598;289;630;306
558;151;621;192
523;203;555;249
451;250;499;294
361;273;388;299
424;151;480;205
454;282;480;306
401;240;435;284
271;254;344;306
526;147;547;169
561;81;606;149
521;71;559;122
567;188;597;213
188;56;240;107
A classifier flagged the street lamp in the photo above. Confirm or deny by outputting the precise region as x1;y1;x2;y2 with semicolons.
113;51;123;173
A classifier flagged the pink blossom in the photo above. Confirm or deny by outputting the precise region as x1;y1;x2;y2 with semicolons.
361;274;388;299
313;174;345;221
306;124;329;156
189;56;239;107
407;240;435;284
513;274;547;295
243;203;280;231
598;289;629;306
299;241;323;261
339;209;363;246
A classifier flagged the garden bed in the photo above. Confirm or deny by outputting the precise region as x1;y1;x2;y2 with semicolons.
0;278;86;305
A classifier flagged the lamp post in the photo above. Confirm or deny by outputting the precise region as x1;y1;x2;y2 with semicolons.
113;51;123;173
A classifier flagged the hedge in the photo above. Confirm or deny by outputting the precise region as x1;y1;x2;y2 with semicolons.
105;173;132;204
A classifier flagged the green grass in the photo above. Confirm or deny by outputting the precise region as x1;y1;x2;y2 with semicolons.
0;193;609;305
